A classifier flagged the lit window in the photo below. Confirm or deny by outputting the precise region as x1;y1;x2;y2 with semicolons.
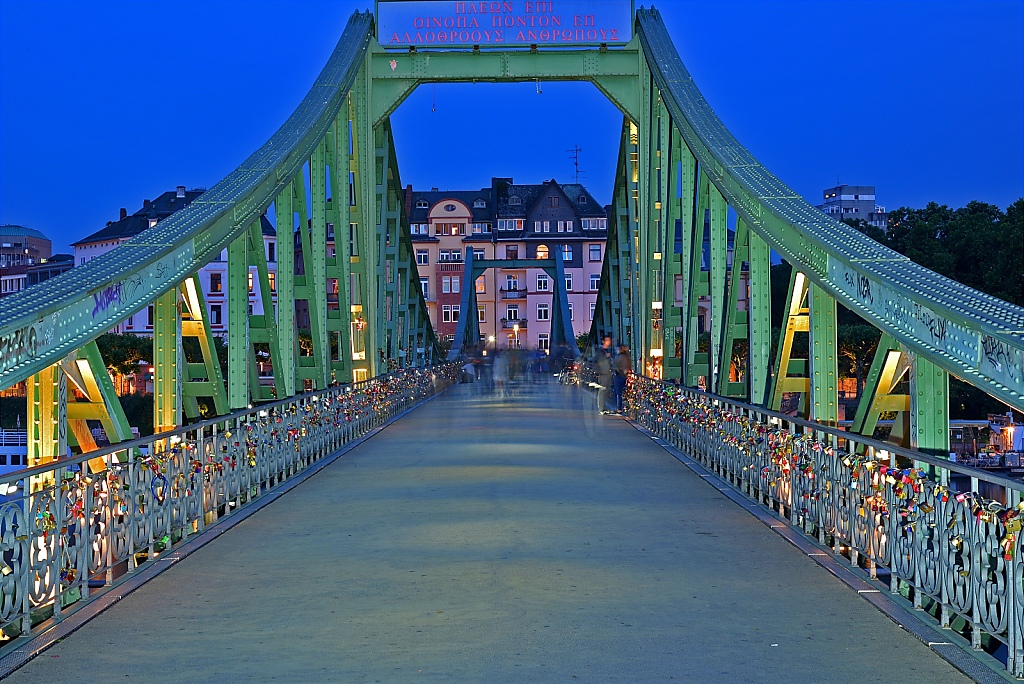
475;276;486;293
561;245;572;261
536;244;549;259
268;272;276;292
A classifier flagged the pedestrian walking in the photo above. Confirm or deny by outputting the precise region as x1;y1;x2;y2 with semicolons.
596;335;614;414
613;345;631;413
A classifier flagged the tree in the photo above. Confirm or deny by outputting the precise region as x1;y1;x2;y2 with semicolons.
95;333;151;385
837;325;882;398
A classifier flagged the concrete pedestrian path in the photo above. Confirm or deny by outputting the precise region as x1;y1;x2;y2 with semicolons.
10;384;971;683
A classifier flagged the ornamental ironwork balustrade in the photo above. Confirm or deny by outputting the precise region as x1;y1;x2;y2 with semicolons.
0;363;457;645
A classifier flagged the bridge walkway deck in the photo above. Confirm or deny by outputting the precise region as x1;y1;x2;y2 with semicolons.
8;383;970;683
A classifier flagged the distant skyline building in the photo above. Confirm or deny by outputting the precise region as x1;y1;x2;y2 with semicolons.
407;177;609;350
817;184;888;230
0;224;55;297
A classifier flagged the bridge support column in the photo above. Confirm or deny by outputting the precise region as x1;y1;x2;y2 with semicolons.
770;268;810;415
275;183;297;396
747;231;772;405
27;363;66;491
180;275;228;418
65;342;134;472
227;232;250;409
707;184;728;392
718;220;752;399
910;355;949;458
153;288;182;432
808;283;839;425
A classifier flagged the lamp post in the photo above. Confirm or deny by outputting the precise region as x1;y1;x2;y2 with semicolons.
513;323;519;349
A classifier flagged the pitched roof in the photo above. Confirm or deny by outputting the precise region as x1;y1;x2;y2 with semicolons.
72;188;206;246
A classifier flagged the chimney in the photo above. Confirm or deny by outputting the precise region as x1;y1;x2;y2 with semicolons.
119;208;128;220
431;187;439;192
404;185;413;215
176;185;186;198
143;199;151;208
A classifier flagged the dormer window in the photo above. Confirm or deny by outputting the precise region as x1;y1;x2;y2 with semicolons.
416;199;429;209
444;204;456;212
509;196;521;205
473;198;486;208
579;195;588;203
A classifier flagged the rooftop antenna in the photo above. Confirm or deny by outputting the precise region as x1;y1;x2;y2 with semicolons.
567;145;584;184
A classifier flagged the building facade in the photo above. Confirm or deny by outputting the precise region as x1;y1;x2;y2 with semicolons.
408;177;608;351
817;184;888;230
1;224;54;298
72;186;278;336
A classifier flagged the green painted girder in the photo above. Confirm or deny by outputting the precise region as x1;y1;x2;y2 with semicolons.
325;112;353;382
369;38;641;124
227;231;250;409
274;182;297;396
747;227;772;405
808;282;839;425
718;221;751;399
0;12;375;390
180;274;228;418
153;288;181;431
244;219;284;402
707;183;728;391
769;268;810;415
636;8;1024;410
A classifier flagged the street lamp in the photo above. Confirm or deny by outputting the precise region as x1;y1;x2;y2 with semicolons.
513;323;519;349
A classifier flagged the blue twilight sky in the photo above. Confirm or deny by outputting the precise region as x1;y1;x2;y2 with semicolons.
1;0;1021;255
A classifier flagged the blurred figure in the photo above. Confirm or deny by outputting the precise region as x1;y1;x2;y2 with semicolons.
493;349;509;397
596;336;614;414
613;345;631;413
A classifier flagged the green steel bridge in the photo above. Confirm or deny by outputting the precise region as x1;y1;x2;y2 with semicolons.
1;6;1023;679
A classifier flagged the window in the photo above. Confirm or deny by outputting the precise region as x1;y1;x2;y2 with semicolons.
472;222;491;234
497;218;523;231
579;195;588;204
536;274;549;291
478;304;486;322
568;302;574;321
506;305;519;320
509;195;521;205
536;244;549;259
437;223;465;236
211;305;222;325
420;277;429;299
475;276;486;293
537;303;549;321
561;245;572;261
534;220;541;232
442;276;451;294
565;273;573;292
147;305;154;327
538;333;550;351
210;272;223;293
505;245;519;259
452;305;460;322
590;302;596;320
473;248;485;261
442;305;454;323
450;250;463;262
590;273;601;290
506;274;519;290
582;218;607;230
268;242;276;262
416;198;429;209
558;221;566;233
268;272;276;292
566;220;574;232
474;198;486;208
542;221;550;233
438;250;449;262
248;271;254;293
444;204;457;212
416;249;428;265
452;276;460;294
548;196;559;207
589;244;602;262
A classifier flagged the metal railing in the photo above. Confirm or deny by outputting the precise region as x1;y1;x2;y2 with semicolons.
613;371;1024;676
0;363;457;647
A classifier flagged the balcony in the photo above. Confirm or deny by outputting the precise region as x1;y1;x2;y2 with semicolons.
437;262;463;272
500;318;528;330
500;288;527;300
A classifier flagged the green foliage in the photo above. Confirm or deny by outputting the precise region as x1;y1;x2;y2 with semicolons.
95;333;151;377
836;325;882;396
850;199;1023;306
576;331;591;352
